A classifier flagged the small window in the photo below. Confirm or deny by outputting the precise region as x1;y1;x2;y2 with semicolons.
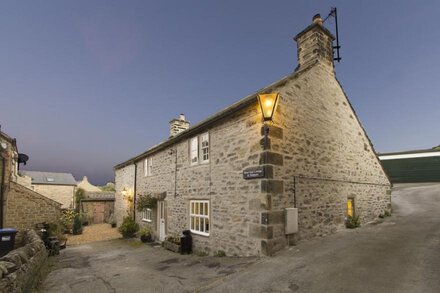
190;137;198;165
142;208;152;222
200;133;209;163
347;198;354;217
144;158;153;176
190;200;210;236
46;177;54;182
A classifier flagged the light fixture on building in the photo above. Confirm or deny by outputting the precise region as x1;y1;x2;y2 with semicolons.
258;93;279;122
122;188;127;196
258;93;280;149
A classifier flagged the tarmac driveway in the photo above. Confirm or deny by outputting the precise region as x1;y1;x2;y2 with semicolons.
40;239;257;292
41;183;440;293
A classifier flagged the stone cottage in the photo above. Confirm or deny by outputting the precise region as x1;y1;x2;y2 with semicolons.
19;170;76;209
0;128;61;233
114;15;391;256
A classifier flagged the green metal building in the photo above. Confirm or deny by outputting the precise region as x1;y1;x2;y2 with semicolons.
379;148;440;183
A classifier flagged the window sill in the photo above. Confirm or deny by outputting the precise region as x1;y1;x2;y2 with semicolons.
190;230;209;237
142;219;152;223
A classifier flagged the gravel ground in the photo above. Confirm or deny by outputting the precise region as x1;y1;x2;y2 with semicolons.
66;223;121;246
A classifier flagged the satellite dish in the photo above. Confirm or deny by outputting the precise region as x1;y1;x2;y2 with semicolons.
18;153;29;165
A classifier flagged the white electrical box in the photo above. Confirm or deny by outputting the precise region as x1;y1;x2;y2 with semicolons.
285;208;298;234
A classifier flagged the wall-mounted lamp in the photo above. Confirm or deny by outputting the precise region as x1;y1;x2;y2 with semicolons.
258;93;280;149
121;187;127;196
258;93;279;122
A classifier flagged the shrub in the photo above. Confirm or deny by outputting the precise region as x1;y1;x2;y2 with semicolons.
72;214;83;235
75;188;85;212
118;217;139;238
345;215;361;229
60;210;77;231
136;193;157;211
384;210;391;217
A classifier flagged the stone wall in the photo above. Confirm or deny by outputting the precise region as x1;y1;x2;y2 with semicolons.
32;184;74;209
0;230;48;293
5;182;61;238
114;164;135;225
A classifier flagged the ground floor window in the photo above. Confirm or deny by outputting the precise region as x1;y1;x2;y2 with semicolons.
347;198;354;217
142;208;152;222
190;200;209;236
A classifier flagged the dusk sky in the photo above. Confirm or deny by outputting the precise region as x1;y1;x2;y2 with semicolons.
1;1;439;185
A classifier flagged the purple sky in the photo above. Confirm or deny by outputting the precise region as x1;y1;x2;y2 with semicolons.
1;1;439;185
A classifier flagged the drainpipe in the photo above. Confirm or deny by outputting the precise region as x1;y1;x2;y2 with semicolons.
133;162;137;221
0;157;5;229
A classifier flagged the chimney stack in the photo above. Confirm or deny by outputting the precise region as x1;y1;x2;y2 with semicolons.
294;14;335;70
169;114;190;137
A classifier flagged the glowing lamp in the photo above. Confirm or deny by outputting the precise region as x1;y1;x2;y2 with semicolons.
258;93;279;122
121;188;127;196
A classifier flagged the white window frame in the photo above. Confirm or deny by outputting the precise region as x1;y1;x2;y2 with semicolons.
142;208;152;223
200;133;209;163
144;157;153;176
190;137;198;165
189;132;209;165
189;200;210;236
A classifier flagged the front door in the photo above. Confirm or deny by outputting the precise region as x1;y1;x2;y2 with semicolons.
158;201;166;241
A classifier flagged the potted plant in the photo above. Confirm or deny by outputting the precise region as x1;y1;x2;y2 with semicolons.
60;210;77;233
163;235;181;253
138;226;152;243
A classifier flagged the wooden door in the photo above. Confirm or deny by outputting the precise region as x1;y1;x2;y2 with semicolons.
93;202;105;224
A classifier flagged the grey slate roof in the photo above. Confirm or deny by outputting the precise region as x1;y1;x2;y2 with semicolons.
83;192;115;201
20;170;77;186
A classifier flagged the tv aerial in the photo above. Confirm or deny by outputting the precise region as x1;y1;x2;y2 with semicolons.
323;7;341;63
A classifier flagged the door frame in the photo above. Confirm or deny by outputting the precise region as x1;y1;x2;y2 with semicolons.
157;201;166;241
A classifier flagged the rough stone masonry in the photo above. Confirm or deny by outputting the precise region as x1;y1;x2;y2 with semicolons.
114;15;391;256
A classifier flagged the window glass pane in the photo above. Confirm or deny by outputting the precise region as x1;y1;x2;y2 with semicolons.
191;202;194;214
205;218;209;232
191;217;194;229
205;203;208;216
195;202;199;214
190;137;198;164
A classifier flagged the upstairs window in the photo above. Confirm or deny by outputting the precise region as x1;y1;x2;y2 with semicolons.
190;137;198;165
144;157;153;176
200;133;209;163
189;132;209;165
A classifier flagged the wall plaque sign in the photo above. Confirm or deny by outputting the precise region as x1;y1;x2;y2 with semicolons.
243;166;265;179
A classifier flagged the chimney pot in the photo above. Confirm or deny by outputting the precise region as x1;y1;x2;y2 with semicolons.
312;14;323;26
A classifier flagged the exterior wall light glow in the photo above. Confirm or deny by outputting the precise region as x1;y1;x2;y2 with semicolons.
122;188;127;196
258;93;279;122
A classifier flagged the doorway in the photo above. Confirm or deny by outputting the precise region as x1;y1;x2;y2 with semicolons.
158;201;166;241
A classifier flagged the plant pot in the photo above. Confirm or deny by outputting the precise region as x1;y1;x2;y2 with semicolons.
140;234;152;243
163;240;181;253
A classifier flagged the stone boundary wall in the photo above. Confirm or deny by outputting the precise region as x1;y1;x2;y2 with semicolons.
5;182;62;240
0;230;48;293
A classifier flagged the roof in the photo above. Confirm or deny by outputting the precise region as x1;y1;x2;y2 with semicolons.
83;192;115;201
19;170;77;186
379;148;440;161
114;66;316;170
77;176;102;192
